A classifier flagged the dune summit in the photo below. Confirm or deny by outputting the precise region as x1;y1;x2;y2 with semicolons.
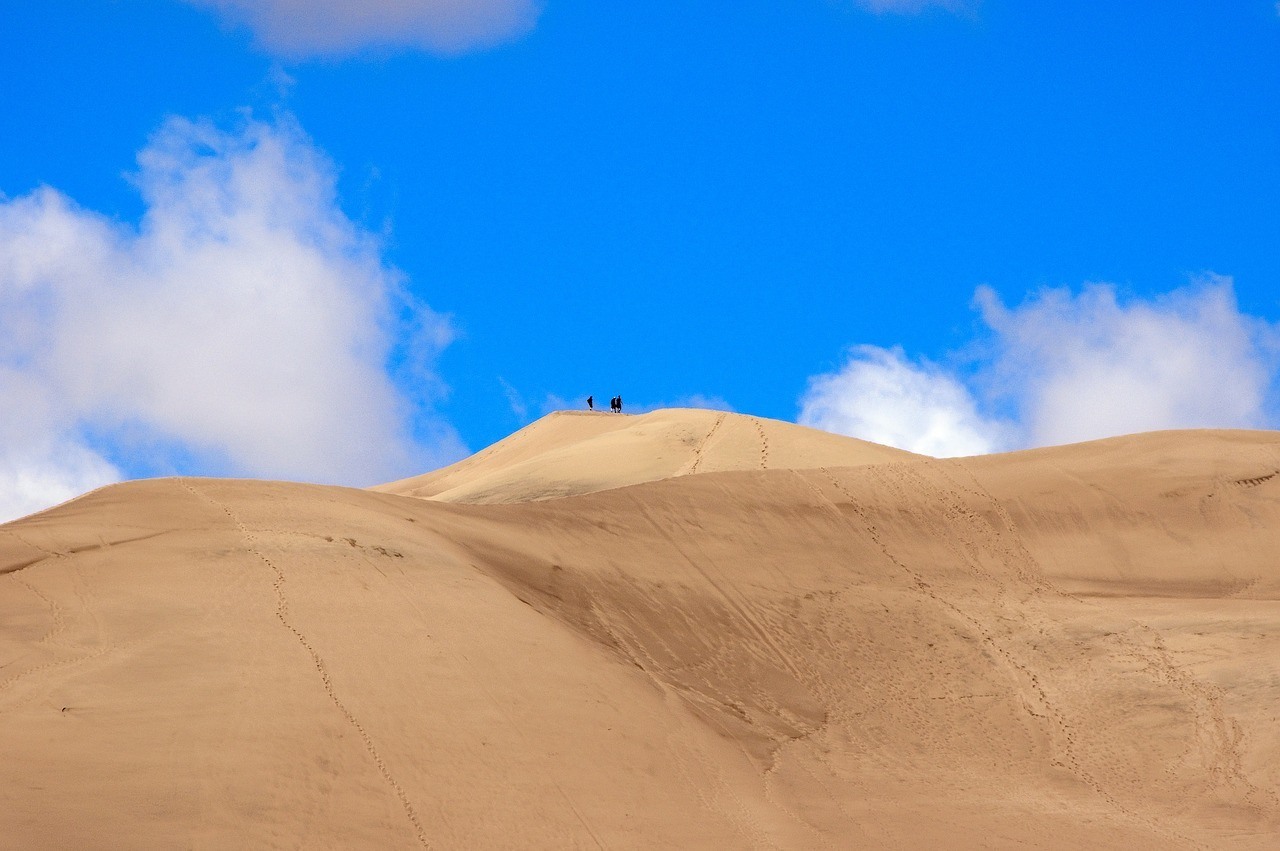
2;409;1280;847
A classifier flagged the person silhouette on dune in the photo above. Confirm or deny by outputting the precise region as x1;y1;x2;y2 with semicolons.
587;395;594;411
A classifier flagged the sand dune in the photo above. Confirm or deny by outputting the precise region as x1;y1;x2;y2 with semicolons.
375;408;919;503
3;410;1280;847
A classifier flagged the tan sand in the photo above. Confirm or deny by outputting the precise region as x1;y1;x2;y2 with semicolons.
374;408;919;503
2;410;1279;847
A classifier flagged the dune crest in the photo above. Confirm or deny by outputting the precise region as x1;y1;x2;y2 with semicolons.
3;410;1280;847
375;407;921;503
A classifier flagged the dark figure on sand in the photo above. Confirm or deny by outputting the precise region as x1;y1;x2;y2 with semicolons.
587;395;593;411
610;396;623;413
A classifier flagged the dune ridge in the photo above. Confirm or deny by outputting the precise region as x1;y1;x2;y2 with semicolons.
2;410;1280;847
374;408;920;503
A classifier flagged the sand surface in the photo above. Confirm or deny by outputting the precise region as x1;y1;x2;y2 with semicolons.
375;408;919;503
3;409;1280;848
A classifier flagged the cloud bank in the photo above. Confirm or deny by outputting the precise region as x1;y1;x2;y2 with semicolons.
800;279;1280;456
0;113;461;521
185;0;542;56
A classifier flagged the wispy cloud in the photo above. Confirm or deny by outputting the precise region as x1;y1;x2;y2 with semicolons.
800;278;1280;456
184;0;542;57
498;377;530;421
0;112;462;521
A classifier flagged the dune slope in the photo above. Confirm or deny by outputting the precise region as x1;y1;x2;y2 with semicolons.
3;413;1280;848
374;408;920;503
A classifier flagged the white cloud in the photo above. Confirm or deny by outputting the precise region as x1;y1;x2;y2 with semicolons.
0;113;462;521
801;279;1280;456
0;435;120;524
184;0;542;56
976;278;1278;447
799;345;1010;456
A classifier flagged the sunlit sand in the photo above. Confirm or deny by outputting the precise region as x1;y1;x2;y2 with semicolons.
3;409;1278;847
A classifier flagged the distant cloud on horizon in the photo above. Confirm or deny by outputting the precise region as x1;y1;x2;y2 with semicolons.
800;278;1280;456
0;112;462;521
799;345;1011;457
183;0;542;57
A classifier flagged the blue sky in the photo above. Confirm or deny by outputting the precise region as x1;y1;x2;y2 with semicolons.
3;1;1280;518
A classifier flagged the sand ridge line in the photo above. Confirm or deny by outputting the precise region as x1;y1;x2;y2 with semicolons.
811;466;1204;848
178;480;432;850
686;413;727;476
